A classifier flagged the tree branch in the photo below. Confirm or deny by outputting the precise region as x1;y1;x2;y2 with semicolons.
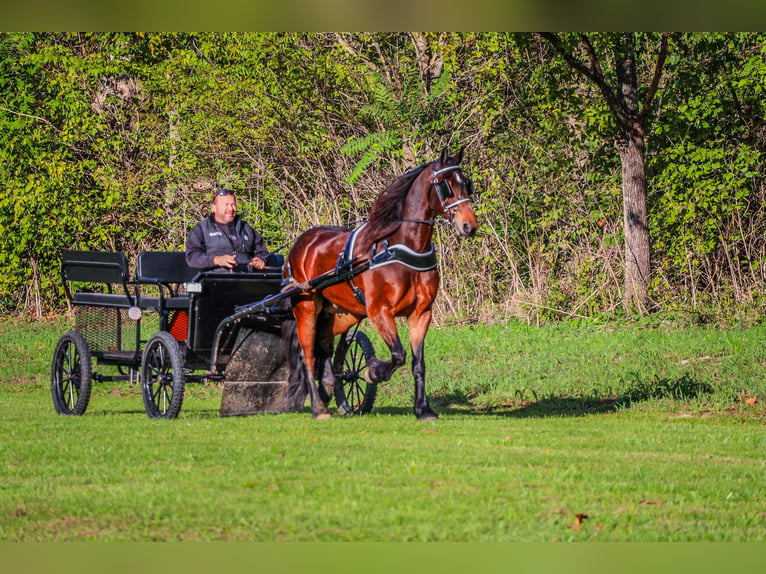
538;33;628;128
638;32;669;123
0;105;60;133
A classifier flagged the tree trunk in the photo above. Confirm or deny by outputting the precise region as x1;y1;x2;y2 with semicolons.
538;32;668;316
618;125;651;314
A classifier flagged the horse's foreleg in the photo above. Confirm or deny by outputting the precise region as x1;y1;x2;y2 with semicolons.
366;310;407;383
293;297;332;419
407;309;438;421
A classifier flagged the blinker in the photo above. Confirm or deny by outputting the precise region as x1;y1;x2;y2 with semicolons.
435;179;453;202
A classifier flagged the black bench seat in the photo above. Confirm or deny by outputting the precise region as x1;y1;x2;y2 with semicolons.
62;250;135;307
72;292;135;308
134;251;197;318
136;295;190;311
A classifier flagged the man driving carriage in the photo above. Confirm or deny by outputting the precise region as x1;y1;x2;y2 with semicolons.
185;189;271;272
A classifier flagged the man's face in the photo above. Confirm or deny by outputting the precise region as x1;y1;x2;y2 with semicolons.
212;194;237;225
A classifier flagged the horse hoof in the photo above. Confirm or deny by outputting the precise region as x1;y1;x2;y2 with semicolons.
314;412;332;420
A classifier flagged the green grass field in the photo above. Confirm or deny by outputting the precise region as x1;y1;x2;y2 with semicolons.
1;315;765;541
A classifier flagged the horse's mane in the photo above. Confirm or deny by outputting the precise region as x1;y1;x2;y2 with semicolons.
358;163;429;252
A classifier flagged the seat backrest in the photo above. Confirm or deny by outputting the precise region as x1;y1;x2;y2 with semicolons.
265;253;285;268
135;251;197;285
62;249;130;285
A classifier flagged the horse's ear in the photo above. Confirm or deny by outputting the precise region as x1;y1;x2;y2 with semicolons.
439;147;449;165
455;146;464;164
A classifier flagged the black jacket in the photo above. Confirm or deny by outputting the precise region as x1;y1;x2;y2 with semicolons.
185;215;269;271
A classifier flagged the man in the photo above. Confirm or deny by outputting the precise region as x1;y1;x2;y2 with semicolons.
185;189;270;272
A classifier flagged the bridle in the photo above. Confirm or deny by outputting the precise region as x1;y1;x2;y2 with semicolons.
401;164;475;226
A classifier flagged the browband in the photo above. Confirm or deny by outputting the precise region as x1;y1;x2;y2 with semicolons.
431;165;461;177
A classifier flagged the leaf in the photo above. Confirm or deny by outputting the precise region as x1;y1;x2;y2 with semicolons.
572;513;589;530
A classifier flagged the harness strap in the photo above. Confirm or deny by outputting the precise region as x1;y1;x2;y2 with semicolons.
336;222;367;275
370;241;437;272
432;165;461;177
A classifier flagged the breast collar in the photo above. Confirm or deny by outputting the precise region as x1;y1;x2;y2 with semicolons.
336;222;437;274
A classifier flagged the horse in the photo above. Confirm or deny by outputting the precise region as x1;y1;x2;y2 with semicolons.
283;147;479;420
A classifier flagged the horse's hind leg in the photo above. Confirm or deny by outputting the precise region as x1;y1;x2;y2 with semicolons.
314;310;336;405
292;297;332;419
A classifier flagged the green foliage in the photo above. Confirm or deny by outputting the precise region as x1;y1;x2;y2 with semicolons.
649;33;766;304
1;32;765;323
342;131;402;185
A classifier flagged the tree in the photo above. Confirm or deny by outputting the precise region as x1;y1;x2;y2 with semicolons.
539;33;669;314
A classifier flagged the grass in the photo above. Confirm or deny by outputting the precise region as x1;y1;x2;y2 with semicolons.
1;315;766;541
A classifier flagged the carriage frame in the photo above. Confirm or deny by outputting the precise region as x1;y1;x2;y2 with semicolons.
50;249;377;419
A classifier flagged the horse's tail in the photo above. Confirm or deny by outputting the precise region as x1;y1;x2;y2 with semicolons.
281;301;336;412
282;314;309;412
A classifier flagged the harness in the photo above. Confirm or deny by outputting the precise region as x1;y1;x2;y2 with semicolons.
334;222;437;305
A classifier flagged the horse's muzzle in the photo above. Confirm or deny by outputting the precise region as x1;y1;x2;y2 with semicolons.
455;219;478;238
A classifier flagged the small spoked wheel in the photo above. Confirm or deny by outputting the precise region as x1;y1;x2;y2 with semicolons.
51;331;92;415
141;331;186;419
333;330;377;415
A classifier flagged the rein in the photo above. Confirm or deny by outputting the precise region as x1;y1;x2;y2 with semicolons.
399;217;447;226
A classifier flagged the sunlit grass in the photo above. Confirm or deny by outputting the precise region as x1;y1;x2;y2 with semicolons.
1;316;765;541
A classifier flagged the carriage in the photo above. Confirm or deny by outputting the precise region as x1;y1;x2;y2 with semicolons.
52;148;478;421
51;249;377;419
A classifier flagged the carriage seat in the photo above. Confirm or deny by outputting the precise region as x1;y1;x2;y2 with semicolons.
134;251;196;311
62;249;135;308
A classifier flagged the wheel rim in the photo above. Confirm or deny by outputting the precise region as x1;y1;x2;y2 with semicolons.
339;340;368;411
334;331;376;415
145;341;174;414
56;340;81;410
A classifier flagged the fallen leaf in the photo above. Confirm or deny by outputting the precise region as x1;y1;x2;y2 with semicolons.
639;499;664;506
736;392;758;405
572;513;589;530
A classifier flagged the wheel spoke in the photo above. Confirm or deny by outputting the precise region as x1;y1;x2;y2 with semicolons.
63;343;79;408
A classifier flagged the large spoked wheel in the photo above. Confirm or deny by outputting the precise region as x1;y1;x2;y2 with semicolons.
333;330;377;415
51;331;93;416
141;331;186;419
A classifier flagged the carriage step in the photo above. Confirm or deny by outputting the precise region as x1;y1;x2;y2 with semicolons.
219;381;289;417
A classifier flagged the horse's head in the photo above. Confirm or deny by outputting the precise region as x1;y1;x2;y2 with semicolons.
430;147;479;238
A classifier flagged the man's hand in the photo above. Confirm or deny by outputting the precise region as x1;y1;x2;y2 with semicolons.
250;256;266;270
213;254;237;269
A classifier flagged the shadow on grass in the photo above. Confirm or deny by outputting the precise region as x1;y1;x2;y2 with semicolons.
83;374;716;420
428;374;716;418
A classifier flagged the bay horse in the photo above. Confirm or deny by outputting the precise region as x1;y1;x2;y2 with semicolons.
283;147;479;420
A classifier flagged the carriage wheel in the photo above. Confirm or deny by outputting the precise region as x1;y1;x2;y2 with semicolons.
51;331;93;416
333;330;377;415
141;331;186;419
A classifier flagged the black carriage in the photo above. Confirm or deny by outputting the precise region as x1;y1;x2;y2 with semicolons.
51;249;377;419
